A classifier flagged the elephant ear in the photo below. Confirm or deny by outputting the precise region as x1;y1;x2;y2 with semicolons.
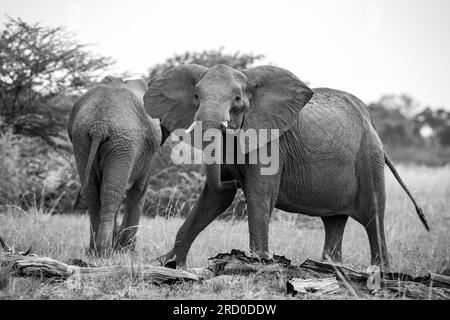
243;66;313;131
124;79;148;101
144;64;207;133
241;66;313;152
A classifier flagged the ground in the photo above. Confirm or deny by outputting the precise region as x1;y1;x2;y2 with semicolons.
0;165;449;299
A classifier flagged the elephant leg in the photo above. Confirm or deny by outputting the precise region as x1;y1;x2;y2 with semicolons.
321;215;348;262
364;212;389;269
95;161;131;255
245;194;274;259
244;164;281;259
86;176;101;253
163;183;237;267
354;153;389;269
115;179;148;251
74;150;100;253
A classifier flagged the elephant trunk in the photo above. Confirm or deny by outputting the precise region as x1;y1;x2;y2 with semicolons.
205;162;238;193
198;119;236;193
205;162;226;192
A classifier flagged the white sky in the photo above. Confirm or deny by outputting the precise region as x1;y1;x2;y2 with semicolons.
1;0;449;108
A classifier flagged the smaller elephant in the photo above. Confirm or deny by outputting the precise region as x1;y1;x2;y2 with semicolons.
68;76;165;254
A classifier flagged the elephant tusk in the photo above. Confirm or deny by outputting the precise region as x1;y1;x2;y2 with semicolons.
221;121;229;128
185;121;196;133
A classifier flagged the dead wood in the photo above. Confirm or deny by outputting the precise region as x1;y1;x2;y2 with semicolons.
0;253;199;284
287;277;340;296
299;259;369;281
428;273;450;289
299;259;450;300
380;279;450;300
207;249;298;276
2;240;448;300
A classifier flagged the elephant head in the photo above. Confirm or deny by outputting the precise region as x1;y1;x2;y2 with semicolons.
144;64;313;192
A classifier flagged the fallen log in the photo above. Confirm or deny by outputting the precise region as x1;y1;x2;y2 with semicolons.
299;259;450;300
299;259;369;281
0;254;200;284
300;259;450;287
207;251;450;299
429;273;450;289
287;277;340;296
380;279;449;300
207;249;291;276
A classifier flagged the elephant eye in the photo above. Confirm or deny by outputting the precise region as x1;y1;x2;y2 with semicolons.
235;96;241;102
194;94;199;100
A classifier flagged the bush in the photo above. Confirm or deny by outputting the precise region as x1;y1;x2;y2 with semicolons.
0;124;79;211
0;129;27;203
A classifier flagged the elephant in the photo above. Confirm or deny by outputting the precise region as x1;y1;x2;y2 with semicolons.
68;76;168;254
143;64;430;268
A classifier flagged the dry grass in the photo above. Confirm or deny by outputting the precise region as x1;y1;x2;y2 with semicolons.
0;165;449;299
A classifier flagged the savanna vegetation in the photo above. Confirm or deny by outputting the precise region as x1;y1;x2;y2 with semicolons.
0;18;449;300
0;165;448;299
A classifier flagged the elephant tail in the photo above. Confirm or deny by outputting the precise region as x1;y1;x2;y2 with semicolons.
384;152;430;231
80;125;107;197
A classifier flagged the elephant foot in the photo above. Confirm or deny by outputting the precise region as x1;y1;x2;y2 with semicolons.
88;235;115;256
114;235;137;252
113;242;136;253
371;254;391;273
157;250;186;269
85;246;95;257
87;245;114;257
248;249;270;261
321;251;343;263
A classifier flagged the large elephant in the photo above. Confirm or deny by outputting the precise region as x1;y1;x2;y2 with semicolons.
144;64;430;268
68;76;167;254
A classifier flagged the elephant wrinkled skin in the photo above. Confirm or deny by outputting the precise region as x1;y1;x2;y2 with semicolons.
68;76;162;254
144;64;430;269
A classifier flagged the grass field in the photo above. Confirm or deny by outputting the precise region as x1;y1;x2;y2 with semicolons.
0;165;449;299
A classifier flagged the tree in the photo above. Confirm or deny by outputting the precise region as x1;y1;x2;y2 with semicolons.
377;94;420;116
414;107;450;146
148;47;264;79
368;94;421;146
0;17;115;145
438;125;450;147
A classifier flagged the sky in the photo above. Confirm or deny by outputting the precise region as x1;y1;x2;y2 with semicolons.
1;0;449;108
